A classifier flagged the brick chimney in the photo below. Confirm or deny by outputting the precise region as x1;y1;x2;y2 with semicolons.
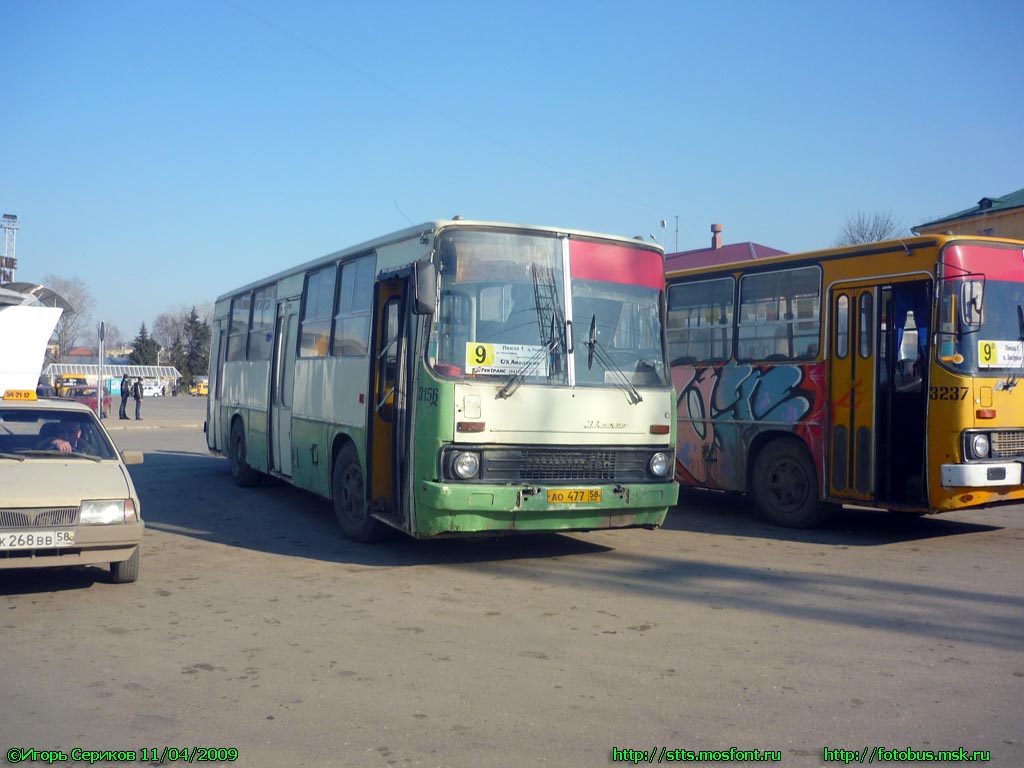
711;223;723;250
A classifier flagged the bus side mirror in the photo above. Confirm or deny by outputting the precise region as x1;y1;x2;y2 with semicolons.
959;279;984;328
413;258;437;315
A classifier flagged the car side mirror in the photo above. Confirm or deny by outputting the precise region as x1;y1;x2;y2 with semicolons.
121;450;144;465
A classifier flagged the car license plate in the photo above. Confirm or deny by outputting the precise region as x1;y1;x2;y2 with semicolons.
546;488;602;504
0;530;75;550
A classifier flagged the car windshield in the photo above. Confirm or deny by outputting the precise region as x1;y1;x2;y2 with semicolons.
0;408;118;459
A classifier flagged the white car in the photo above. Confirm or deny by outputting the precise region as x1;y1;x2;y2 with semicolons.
142;382;163;397
0;389;144;582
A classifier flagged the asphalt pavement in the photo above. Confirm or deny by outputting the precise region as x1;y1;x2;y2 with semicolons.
99;392;207;432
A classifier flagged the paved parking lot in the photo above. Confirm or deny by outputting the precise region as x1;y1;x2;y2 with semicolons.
2;397;1022;767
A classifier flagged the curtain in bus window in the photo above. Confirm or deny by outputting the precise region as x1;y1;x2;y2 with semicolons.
333;255;375;356
300;266;336;357
893;282;930;392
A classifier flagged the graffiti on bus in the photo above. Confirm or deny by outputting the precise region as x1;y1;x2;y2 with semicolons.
671;361;826;489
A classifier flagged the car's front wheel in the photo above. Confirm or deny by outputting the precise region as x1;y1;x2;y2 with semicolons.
110;546;140;584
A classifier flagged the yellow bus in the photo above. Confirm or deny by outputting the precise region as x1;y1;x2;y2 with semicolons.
665;234;1024;527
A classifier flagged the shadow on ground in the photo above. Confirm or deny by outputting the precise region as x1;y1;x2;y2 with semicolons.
666;487;1003;545
129;449;614;566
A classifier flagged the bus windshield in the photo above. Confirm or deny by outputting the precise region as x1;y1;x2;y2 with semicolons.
940;277;1024;374
569;243;667;388
429;229;667;388
939;242;1024;375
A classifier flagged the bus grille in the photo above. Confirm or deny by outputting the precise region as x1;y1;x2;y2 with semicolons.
516;449;619;481
0;507;79;528
465;447;661;483
990;431;1024;459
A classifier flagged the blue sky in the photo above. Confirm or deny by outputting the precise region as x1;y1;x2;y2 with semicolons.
4;0;1023;341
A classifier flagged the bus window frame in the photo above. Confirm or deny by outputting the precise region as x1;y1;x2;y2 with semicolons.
736;265;822;363
666;276;735;364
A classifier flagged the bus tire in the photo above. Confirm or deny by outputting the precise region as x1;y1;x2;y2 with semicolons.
332;444;384;542
752;438;829;528
229;420;261;488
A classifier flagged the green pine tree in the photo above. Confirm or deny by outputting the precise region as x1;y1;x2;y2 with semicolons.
184;307;211;381
128;323;160;365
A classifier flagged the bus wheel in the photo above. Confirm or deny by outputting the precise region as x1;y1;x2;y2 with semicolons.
752;439;828;528
332;445;384;542
229;420;260;487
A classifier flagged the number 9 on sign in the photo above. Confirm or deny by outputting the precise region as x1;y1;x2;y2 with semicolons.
979;340;995;365
467;342;494;367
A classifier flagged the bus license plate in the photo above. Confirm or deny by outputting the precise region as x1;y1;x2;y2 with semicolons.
547;489;602;504
0;530;75;550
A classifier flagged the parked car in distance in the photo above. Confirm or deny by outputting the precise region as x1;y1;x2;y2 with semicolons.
67;386;112;418
56;375;88;397
0;389;144;582
142;382;163;398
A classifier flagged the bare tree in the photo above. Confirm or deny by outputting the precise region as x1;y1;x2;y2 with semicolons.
153;304;192;350
41;274;95;358
88;322;124;351
834;211;903;246
103;323;125;350
154;302;213;372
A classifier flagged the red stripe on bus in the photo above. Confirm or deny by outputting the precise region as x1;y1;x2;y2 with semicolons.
569;241;664;290
944;243;1024;282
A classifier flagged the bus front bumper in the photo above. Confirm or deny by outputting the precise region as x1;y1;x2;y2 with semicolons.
941;462;1023;488
413;480;679;538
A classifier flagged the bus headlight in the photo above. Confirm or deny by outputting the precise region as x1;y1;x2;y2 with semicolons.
649;451;672;477
969;433;990;459
452;451;480;479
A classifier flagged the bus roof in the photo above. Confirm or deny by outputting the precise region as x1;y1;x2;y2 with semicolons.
664;234;1024;280
215;219;664;304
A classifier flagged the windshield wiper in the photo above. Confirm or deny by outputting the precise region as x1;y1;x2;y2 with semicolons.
496;329;562;400
0;452;26;461
1000;305;1024;391
584;315;642;405
17;450;102;462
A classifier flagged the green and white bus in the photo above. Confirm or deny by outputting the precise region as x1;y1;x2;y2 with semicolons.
206;219;679;540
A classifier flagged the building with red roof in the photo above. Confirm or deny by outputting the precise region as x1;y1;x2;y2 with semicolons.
664;224;786;272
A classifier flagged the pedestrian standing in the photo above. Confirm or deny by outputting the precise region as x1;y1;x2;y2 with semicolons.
133;378;143;420
119;374;131;420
